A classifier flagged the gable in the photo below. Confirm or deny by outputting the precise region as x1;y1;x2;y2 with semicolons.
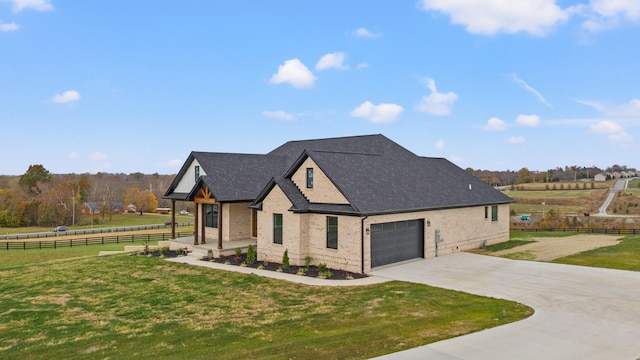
174;159;205;193
290;157;349;205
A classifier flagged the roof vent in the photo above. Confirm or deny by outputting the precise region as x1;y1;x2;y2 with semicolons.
468;184;472;191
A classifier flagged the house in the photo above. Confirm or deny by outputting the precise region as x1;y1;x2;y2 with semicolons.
594;173;607;182
80;201;124;216
163;134;513;273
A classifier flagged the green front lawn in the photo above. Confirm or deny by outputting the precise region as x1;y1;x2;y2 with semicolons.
0;246;532;359
553;235;640;271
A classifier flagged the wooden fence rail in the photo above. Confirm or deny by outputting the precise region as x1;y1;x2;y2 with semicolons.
1;222;193;241
0;231;191;251
510;227;639;235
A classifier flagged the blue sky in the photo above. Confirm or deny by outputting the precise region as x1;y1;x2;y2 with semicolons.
1;1;639;175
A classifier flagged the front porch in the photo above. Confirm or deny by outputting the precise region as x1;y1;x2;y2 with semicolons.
162;235;257;259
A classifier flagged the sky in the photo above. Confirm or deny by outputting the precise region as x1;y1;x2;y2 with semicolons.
1;0;639;176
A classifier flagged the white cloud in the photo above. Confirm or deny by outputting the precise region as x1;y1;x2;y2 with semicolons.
356;62;369;69
419;0;570;36
262;110;296;121
606;98;640;117
51;90;80;103
590;120;633;142
316;52;349;71
11;0;53;12
506;136;526;144
450;155;466;164
0;21;19;31
483;117;507;131
350;101;404;124
583;0;640;31
578;98;640;117
269;59;316;89
435;140;445;149
90;152;109;161
516;114;541;127
160;159;182;168
67;152;79;159
510;74;552;107
353;27;382;38
417;78;458;116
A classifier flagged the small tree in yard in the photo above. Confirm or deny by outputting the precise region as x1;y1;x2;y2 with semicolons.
246;245;256;264
282;249;290;269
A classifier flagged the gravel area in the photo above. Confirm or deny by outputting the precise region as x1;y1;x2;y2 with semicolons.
494;234;623;261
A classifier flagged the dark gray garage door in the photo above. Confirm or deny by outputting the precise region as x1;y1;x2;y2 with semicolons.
371;219;424;268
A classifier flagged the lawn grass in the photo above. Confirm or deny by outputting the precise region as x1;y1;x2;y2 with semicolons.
0;241;158;270
1;213;192;235
0;248;532;359
482;239;537;252
553;235;640;271
510;231;576;239
505;190;597;199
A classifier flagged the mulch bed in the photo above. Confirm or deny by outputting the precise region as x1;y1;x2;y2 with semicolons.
199;253;368;280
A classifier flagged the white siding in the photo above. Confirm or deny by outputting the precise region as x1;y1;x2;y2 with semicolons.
174;159;206;193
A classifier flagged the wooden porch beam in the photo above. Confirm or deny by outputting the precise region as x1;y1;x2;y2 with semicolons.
193;202;199;245
170;199;176;239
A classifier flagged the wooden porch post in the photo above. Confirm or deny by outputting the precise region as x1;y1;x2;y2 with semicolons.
217;202;223;250
201;205;206;244
170;200;176;239
193;202;199;245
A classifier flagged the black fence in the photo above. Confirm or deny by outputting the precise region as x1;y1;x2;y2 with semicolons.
1;222;193;241
510;227;640;235
0;231;192;251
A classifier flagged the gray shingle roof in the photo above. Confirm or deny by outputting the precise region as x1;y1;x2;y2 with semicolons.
166;134;513;214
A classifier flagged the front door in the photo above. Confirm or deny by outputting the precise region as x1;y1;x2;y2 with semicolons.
251;209;258;237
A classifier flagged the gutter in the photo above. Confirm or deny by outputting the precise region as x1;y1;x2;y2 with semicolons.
361;215;368;274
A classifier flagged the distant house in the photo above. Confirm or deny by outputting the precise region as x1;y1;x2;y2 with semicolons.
81;201;124;216
163;134;513;273
594;173;607;182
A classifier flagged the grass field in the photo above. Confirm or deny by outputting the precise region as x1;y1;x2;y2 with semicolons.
481;232;640;272
0;245;532;359
505;188;609;216
553;235;640;271
1;213;192;236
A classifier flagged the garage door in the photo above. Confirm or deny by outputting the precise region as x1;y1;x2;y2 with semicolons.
371;219;424;268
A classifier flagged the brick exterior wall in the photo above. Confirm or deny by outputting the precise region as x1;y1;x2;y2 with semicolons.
257;184;510;273
290;157;349;204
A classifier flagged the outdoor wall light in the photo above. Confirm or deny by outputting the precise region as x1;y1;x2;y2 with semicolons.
365;227;370;235
427;220;431;227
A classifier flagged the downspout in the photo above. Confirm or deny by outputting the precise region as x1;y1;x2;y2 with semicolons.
361;215;368;274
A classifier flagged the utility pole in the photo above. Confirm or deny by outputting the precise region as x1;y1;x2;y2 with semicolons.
72;191;75;226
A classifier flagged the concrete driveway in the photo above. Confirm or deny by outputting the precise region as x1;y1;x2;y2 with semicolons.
371;253;640;360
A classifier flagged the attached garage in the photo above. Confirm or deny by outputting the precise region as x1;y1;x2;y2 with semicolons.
370;219;425;268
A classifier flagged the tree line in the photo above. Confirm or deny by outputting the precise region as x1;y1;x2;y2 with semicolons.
468;164;636;186
0;165;176;228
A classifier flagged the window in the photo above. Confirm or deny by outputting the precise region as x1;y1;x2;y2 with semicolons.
273;214;283;244
484;206;488;219
205;204;218;228
195;165;200;182
326;216;338;249
491;205;498;222
306;168;313;188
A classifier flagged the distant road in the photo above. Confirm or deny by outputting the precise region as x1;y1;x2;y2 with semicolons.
594;179;627;216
